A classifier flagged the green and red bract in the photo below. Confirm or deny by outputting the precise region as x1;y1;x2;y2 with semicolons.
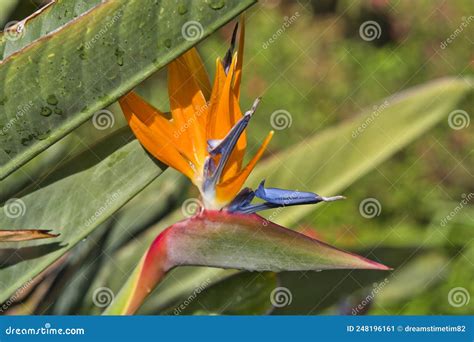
104;210;389;315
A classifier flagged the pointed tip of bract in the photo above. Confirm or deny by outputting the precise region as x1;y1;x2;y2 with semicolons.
351;254;392;270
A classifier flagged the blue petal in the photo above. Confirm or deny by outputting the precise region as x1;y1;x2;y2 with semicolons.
227;188;255;212
203;98;261;194
227;180;345;214
255;180;333;205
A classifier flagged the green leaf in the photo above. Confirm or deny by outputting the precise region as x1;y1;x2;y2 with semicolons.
162;272;278;315
0;128;165;303
249;77;473;226
0;0;256;179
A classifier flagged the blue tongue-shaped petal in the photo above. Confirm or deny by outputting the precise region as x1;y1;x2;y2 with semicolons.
255;180;344;205
203;98;261;194
227;187;255;212
227;180;345;214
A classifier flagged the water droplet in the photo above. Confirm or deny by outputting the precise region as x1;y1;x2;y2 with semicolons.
178;4;188;15
164;39;172;49
40;106;52;117
36;131;50;140
208;0;225;10
54;108;63;115
77;44;87;60
115;48;125;66
0;97;7;105
46;94;58;105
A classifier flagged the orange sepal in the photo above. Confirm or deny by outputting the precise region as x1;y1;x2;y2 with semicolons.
120;98;195;180
168;57;209;167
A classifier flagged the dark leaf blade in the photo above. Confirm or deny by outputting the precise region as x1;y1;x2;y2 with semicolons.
0;0;256;179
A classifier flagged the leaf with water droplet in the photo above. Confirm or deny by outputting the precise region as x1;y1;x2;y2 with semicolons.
40;106;52;117
208;0;225;10
178;4;188;15
47;94;58;105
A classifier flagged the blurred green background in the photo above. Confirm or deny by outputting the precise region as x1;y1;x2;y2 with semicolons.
2;0;472;315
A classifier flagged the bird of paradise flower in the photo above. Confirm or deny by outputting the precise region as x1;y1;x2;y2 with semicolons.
107;17;390;315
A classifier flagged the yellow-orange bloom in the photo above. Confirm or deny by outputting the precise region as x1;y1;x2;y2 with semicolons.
119;18;273;208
